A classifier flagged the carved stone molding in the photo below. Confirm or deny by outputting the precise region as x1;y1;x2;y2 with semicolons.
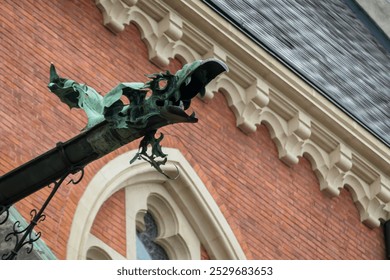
95;0;134;33
95;0;390;227
67;148;245;259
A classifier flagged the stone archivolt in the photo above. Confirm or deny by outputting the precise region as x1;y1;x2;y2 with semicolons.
95;0;390;228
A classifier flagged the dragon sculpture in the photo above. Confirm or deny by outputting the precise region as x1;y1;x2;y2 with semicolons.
48;59;228;177
0;59;228;260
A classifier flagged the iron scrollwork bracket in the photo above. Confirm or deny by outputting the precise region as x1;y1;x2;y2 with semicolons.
1;167;84;260
0;205;10;225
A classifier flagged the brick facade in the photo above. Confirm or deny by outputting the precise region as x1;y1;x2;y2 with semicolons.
0;0;385;259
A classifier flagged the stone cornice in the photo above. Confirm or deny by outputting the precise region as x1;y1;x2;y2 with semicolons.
95;0;390;227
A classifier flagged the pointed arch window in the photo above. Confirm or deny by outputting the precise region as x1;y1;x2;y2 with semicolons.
67;148;245;260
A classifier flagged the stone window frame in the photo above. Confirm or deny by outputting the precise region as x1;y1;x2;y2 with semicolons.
67;148;245;260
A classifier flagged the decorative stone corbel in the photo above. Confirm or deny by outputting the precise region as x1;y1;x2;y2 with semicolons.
330;143;353;173
343;173;386;228
145;11;183;67
96;0;183;68
215;75;270;134
95;0;135;33
283;112;311;165
259;106;311;166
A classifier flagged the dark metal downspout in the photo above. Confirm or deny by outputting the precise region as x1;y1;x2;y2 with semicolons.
0;120;161;207
384;220;390;260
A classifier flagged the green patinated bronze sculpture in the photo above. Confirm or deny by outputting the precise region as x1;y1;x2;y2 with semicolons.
0;59;227;259
0;58;227;207
48;59;228;177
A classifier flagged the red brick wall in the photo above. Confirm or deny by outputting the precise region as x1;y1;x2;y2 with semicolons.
0;0;385;259
90;189;127;257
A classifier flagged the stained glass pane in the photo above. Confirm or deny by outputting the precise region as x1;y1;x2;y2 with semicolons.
136;212;168;260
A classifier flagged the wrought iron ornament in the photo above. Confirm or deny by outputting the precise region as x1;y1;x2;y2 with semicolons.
1;168;84;260
0;205;10;225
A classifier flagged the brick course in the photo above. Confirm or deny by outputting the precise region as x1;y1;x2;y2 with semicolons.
0;0;385;259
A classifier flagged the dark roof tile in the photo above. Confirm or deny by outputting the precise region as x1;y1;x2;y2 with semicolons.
205;0;390;146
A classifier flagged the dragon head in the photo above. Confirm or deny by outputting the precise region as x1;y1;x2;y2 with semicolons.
139;58;228;125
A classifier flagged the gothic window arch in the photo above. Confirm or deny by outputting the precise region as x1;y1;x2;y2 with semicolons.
86;246;111;260
67;148;245;260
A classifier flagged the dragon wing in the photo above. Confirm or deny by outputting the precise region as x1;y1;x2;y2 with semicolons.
48;64;105;130
102;82;148;128
103;82;146;108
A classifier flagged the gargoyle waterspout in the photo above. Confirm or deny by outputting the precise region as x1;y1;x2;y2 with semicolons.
0;59;228;206
49;58;228;177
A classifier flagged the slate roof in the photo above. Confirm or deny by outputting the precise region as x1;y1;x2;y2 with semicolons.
204;0;390;147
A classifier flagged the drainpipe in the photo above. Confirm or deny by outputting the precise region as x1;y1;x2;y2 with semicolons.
0;120;163;206
384;220;390;260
